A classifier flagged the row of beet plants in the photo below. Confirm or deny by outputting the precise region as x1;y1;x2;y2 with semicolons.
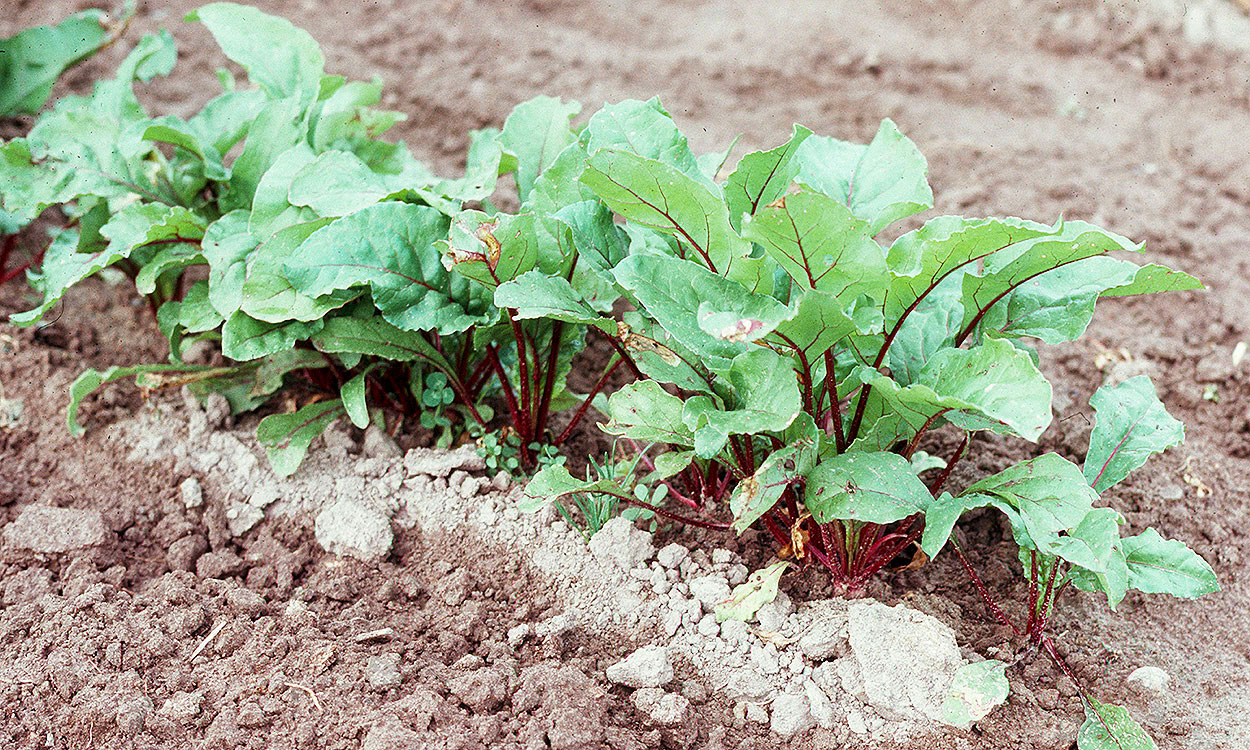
0;5;1216;748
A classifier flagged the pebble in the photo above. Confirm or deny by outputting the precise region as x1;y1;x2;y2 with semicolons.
366;653;402;690
606;646;673;688
2;505;108;553
180;478;204;509
657;543;689;569
770;693;815;739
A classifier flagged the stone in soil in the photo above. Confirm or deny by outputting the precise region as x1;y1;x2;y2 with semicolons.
631;687;690;725
605;645;674;688
2;505;108;553
587;516;655;570
770;692;815;739
846;599;964;722
314;497;393;562
797;598;849;661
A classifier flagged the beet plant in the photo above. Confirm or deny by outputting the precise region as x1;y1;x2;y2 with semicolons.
1;4;540;474
0;2;133;282
520;110;1215;747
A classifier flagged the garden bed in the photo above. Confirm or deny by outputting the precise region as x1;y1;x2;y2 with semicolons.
2;1;1250;748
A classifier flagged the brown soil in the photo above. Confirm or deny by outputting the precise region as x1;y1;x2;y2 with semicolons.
3;1;1250;749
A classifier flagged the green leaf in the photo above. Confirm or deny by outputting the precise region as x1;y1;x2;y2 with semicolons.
240;218;360;323
725;125;812;231
804;451;933;524
613;254;790;368
1051;508;1123;575
287;149;394;217
854;337;1052;448
601;380;695;447
67;363;218;437
250;349;328;398
499;96;581;203
580;98;706;184
961;454;1098;550
550;200;629;275
1067;544;1130;609
714;561;791;623
741;187;886;300
883;215;1055;335
135;243;206;296
178;280;225;333
764;289;872;367
1084;376;1184;493
188;3;325;103
341;370;372;429
1101;263;1203;297
1121;528;1219;598
284;202;490;333
442;211;540;289
582;148;753;279
202;210;259;318
0;9;113;116
730;415;819;533
521;463;623;513
682;349;802;458
795;118;933;235
256;399;345;477
494;271;616;334
942;660;1010;729
1077;698;1157;750
221;313;323;361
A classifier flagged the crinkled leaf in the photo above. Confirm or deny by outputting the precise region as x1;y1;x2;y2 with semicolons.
804;450;933;524
1121;528;1219;598
495;271;616;334
942;660;1010;729
1051;508;1123;574
715;561;790;623
435;128;506;203
1077;698;1157;750
580;98;706;184
958;222;1141;344
795;118;933;235
240;218;361;322
920;492;997;558
1084;376;1184;493
725;125;812;231
854;337;1052;450
135;242;206;295
442;211;540;290
883;215;1056;334
222;97;306;211
142;116;229;180
613;254;789;368
202;210;259;318
741;187;886;300
550;200;629;275
682;349;802;458
256;399;345;477
499;95;581;203
0;8;113;116
601;380;694;447
285;202;490;333
188;3;324;103
221;312;324;361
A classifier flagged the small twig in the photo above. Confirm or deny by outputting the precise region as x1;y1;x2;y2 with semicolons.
352;627;394;643
283;682;323;712
188;620;227;661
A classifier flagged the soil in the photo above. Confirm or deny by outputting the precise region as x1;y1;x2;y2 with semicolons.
3;0;1250;749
